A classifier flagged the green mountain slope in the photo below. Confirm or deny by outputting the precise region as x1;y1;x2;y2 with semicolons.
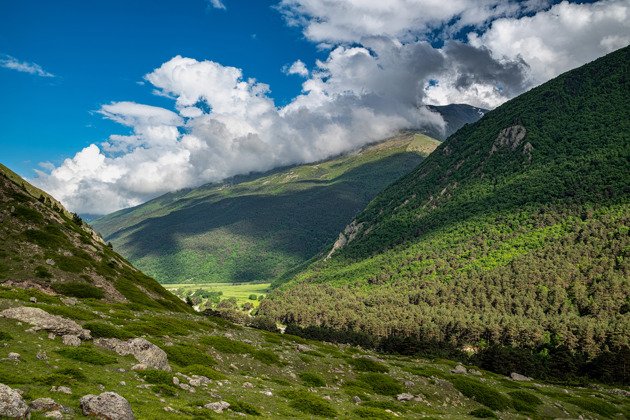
0;164;191;313
260;46;630;354
92;133;441;284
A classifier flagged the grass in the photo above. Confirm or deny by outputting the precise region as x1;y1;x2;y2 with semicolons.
163;345;216;367
166;282;270;308
355;373;404;396
299;372;326;387
451;377;511;411
279;389;337;418
55;347;118;365
348;357;389;372
50;282;105;299
200;335;256;354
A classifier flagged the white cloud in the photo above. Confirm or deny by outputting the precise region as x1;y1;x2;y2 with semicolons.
0;54;56;77
30;0;630;215
207;0;226;10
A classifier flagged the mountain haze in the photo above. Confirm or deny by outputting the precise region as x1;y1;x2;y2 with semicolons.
260;46;630;354
93;133;441;284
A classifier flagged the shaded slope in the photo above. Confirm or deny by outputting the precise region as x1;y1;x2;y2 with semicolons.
93;133;440;284
0;164;191;313
260;46;630;353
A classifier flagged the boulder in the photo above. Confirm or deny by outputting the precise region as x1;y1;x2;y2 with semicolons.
296;344;313;352
50;386;72;395
29;397;60;412
62;335;81;347
204;401;230;413
510;372;533;381
0;383;29;418
0;307;82;336
80;392;135;420
94;338;171;371
450;365;467;374
396;393;415;401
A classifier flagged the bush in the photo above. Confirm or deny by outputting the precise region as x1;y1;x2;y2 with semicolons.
279;389;337;418
354;407;397;419
34;265;52;279
163;345;215;367
362;401;398;410
469;408;498;418
179;365;227;381
84;322;134;339
252;350;281;365
349;357;389;372
451;377;510;411
200;336;256;354
151;384;179;396
248;294;258;300
141;369;173;385
299;372;326;387
55;347;118;365
357;373;403;396
51;282;104;299
509;390;542;413
0;330;13;341
225;399;262;416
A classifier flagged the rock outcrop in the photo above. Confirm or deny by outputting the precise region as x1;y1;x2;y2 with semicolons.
80;392;135;420
94;338;171;371
0;383;29;418
0;307;83;337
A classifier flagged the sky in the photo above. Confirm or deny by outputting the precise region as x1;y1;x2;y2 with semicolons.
1;0;629;215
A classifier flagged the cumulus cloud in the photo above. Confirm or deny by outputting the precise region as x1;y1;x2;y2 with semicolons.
0;54;56;77
31;0;630;215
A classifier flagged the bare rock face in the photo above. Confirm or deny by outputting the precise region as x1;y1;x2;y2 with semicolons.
80;392;135;420
94;338;171;371
0;307;82;337
0;383;30;418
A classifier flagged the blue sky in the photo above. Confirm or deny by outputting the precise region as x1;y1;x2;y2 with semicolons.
1;0;628;215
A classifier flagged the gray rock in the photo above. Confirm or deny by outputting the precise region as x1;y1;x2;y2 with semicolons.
296;344;313;352
60;298;76;306
45;259;55;266
7;353;20;361
80;392;135;420
204;401;230;413
94;338;171;371
130;364;147;371
36;350;48;360
29;397;60;412
29;297;37;303
352;396;361;405
510;372;532;381
396;393;415;401
0;307;83;336
50;386;72;394
62;334;81;347
43;411;63;419
80;329;92;340
450;365;467;374
242;382;254;389
0;383;29;418
469;369;482;376
172;377;179;385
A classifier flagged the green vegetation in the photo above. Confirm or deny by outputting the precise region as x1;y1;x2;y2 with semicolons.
348;357;389;372
50;282;105;299
469;408;498;418
260;46;630;360
55;347;118;365
163;345;216;367
299;372;326;387
451;378;510;410
200;335;256;354
279;389;337;418
92;133;438;285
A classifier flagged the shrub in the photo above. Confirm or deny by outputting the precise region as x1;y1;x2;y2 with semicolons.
84;322;134;339
12;205;43;223
299;372;326;387
509;390;542;413
35;265;52;279
141;369;173;385
179;365;227;381
0;330;13;341
225;399;262;416
451;378;510;411
55;256;91;274
354;407;397;419
248;294;258;300
363;401;398;410
151;384;179;396
55;347;118;365
40;305;98;321
38;374;76;386
253;349;281;365
469;408;498;418
200;336;256;354
163;345;215;367
50;282;105;299
357;373;403;396
279;389;337;418
562;396;619;418
349;357;389;372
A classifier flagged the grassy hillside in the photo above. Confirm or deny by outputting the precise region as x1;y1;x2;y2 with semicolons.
93;133;440;284
260;46;630;356
0;164;191;313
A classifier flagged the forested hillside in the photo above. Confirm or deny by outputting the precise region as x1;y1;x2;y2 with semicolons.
93;133;440;284
260;46;630;356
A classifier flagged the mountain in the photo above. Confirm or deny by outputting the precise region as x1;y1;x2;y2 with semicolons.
0;167;628;418
424;104;488;140
260;46;630;355
0;163;190;313
92;133;441;284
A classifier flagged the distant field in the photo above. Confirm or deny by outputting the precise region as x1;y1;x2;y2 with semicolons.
166;282;271;307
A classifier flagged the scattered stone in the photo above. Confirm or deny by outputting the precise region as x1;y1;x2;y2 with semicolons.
360;355;383;362
43;410;63;419
0;307;83;337
385;409;399;417
469;369;482;376
163;407;181;413
50;386;72;394
131;364;147;371
29;297;37;303
296;344;313;352
36;350;48;360
189;379;201;387
179;383;195;393
114;368;126;373
404;381;415;387
204;401;230;414
48;333;56;340
62;334;81;347
94;338;171;371
224;333;234;339
59;297;77;306
30;397;60;412
510;372;532;381
352;396;361;405
260;391;272;396
80;329;92;340
45;259;55;266
396;393;415;401
173;377;179;385
80;392;135;420
242;339;252;344
0;383;30;418
450;365;467;374
119;381;126;386
242;382;254;389
7;353;20;361
98;384;105;391
323;396;331;400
